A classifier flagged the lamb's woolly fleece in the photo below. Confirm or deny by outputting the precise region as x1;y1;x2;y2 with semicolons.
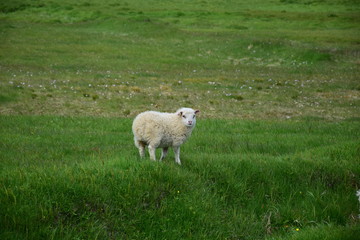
132;108;197;149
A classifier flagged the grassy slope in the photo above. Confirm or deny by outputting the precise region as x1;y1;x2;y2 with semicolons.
0;0;360;239
1;116;359;239
0;0;359;119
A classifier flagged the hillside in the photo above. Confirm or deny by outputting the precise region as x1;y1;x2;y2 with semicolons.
0;0;359;239
1;116;359;239
0;0;359;119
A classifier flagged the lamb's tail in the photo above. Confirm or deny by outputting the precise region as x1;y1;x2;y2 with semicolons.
134;136;147;148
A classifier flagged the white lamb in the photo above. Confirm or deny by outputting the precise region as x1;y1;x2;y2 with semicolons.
132;107;199;165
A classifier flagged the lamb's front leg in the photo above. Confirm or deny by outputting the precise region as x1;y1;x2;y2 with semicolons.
173;146;181;165
160;147;168;161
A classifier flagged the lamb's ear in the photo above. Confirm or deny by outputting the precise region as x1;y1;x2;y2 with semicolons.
178;111;183;117
195;110;200;114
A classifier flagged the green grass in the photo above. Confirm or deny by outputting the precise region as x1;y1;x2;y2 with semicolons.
0;0;359;239
0;0;359;119
1;116;359;239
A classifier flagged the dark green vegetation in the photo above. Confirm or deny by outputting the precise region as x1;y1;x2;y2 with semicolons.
0;0;359;119
1;0;359;239
1;116;359;239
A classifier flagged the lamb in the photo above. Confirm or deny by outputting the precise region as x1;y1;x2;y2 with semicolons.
132;107;199;165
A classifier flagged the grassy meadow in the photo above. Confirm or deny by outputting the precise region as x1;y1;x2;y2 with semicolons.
0;0;359;119
1;116;359;239
1;0;360;239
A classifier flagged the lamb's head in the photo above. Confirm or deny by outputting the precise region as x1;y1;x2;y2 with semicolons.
177;108;200;127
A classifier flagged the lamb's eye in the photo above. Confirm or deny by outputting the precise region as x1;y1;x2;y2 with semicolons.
183;115;186;118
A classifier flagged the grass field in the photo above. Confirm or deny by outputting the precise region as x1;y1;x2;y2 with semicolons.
1;0;360;239
1;116;359;239
1;0;359;119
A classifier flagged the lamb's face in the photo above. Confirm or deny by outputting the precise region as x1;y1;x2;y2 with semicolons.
178;110;199;127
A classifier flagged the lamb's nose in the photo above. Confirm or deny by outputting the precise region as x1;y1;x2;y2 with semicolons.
188;121;192;125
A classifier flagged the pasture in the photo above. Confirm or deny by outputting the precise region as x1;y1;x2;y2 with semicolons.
1;0;359;239
1;116;359;239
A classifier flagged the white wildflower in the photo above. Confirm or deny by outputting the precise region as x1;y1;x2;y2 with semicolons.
357;190;360;219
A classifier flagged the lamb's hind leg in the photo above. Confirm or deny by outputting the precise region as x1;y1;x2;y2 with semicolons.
148;145;157;161
135;139;146;158
160;147;168;161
